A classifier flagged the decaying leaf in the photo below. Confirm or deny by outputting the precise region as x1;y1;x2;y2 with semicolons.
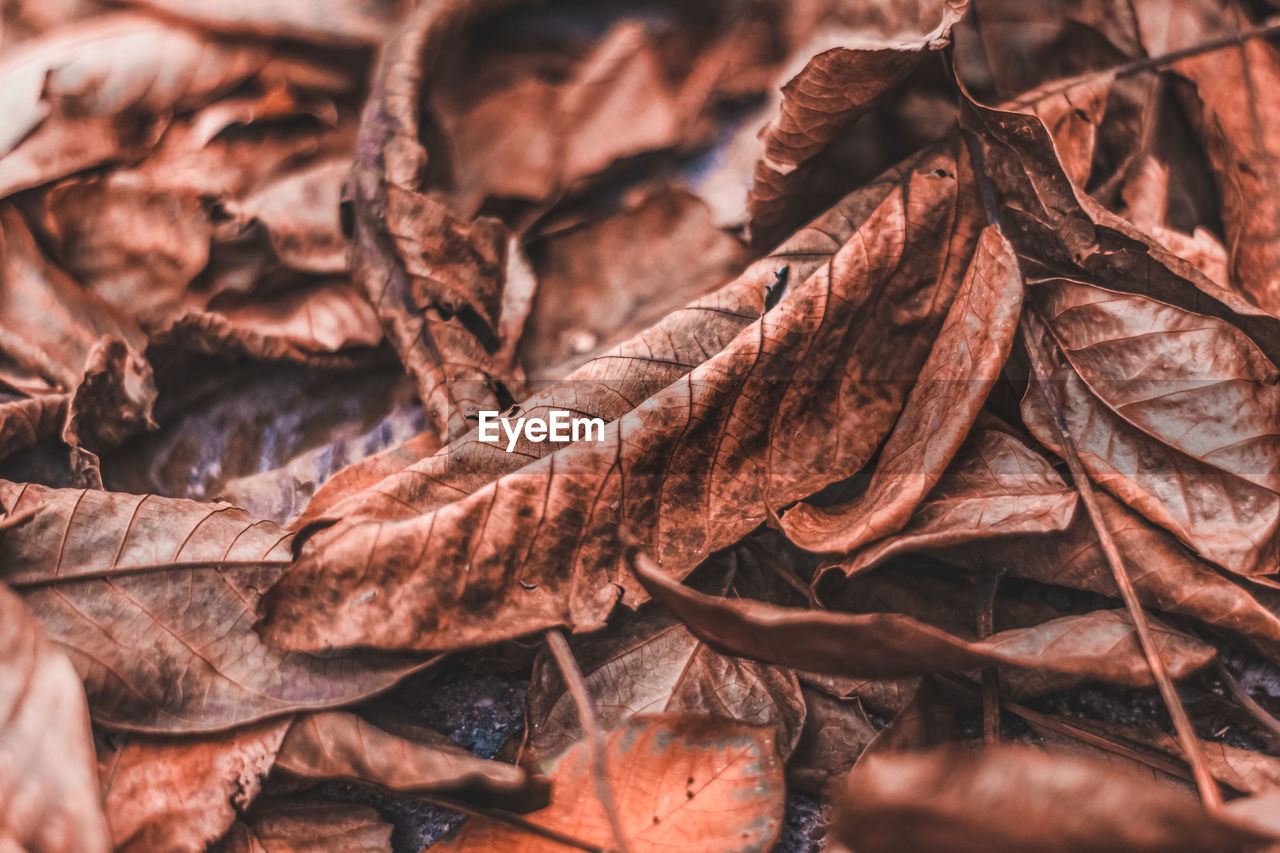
98;719;293;853
261;142;986;651
0;206;155;455
631;546;1215;686
779;219;1024;554
215;800;393;853
833;745;1271;852
0;480;425;731
434;714;784;853
0;582;109;853
273;710;537;803
524;607;806;764
748;0;968;246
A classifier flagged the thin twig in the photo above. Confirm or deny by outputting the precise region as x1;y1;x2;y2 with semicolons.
976;568;1005;745
546;629;630;853
939;672;1196;782
1022;316;1223;810
415;791;605;853
1215;659;1280;745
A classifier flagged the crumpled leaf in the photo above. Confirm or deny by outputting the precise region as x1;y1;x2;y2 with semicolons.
779;219;1023;553
300;154;923;529
0;480;425;731
273;710;537;802
1021;300;1280;577
0;582;109;853
0;12;266;165
215;800;392;853
524;607;805;764
150;279;384;366
433;714;784;853
832;426;1078;576
261;141;986;652
345;0;527;440
748;0;967;246
117;0;403;46
833;745;1270;853
0;206;156;455
223;158;350;274
520;186;750;377
631;546;1215;686
1135;0;1280;316
98;719;293;853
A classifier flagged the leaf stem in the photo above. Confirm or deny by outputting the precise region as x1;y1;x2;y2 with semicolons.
1021;315;1222;810
546;629;631;853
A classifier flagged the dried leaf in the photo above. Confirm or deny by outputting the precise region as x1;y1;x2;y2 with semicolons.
0;582;108;853
833;426;1078;576
1138;0;1280;316
631;546;1215;686
215;800;392;853
345;0;524;440
150;279;384;365
117;0;403;46
0;12;266;157
779;219;1023;553
0;481;424;731
98;719;292;853
747;0;967;246
261;142;986;651
433;714;784;853
36;174;212;323
0;206;156;453
225;158;350;274
1021;302;1280;576
833;745;1269;852
302;155;922;528
524;607;805;764
274;710;536;801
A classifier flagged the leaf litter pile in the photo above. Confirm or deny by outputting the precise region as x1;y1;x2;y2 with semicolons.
17;0;1280;850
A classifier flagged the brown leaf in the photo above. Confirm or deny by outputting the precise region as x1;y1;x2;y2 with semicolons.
524;607;805;765
0;206;156;453
260;141;986;652
519;186;750;377
0;582;108;853
116;0;403;46
1136;0;1280;316
631;546;1214;686
36;174;212;323
215;800;392;853
150;279;384;365
1021;300;1280;576
953;489;1280;651
0;12;266;160
779;219;1023;553
787;688;878;794
345;0;526;440
833;745;1269;853
273;710;535;802
0;480;424;731
300;153;920;529
0;392;67;461
832;426;1078;576
433;714;784;853
747;0;967;246
224;158;350;274
98;719;292;853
